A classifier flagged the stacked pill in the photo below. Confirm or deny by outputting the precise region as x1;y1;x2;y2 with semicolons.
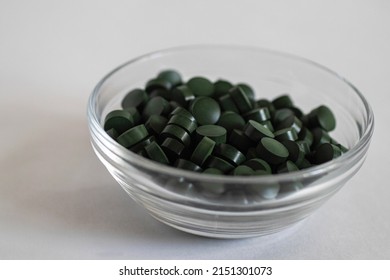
104;70;348;176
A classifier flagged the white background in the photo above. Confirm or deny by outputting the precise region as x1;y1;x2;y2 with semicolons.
0;0;389;259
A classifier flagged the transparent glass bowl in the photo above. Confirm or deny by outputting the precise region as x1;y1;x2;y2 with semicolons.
87;46;374;238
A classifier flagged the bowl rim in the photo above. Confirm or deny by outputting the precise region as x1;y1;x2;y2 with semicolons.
88;44;374;184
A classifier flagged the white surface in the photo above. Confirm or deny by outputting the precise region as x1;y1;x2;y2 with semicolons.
0;0;389;259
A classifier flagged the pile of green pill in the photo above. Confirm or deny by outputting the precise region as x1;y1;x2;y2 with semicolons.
104;70;348;176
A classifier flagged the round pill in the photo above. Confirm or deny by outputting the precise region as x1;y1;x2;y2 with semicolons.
187;76;215;97
259;120;275;132
306;105;336;131
145;115;168;135
117;124;149;148
213;79;233;98
190;136;216;167
243;107;271;123
277;160;299;173
169;106;196;122
231;165;255;176
237;83;255;102
281;140;304;164
149;88;170;100
105;128;118;140
296;140;311;154
256;99;275;114
229;86;253;113
190;96;221;125
196;125;227;144
276;115;303;134
129;135;155;153
272;94;293;109
104;110;134;135
243;120;274;142
171;85;195;106
160;124;191;147
145;78;172;93
298;127;313;147
273;108;295;124
228;129;254;153
124;107;141;124
214;143;246;166
144;141;170;165
175;158;203;172
122;88;148;110
157;69;182;87
161;137;186;161
218;94;239;113
217;111;246;132
311;128;332;148
274;127;298;142
205;155;235;173
167;114;198;134
142;96;170;120
256;137;289;165
313;143;342;164
242;158;272;173
203;167;224;175
245;147;258;160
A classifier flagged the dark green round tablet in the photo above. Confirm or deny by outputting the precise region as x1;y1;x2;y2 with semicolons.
187;76;214;97
277;160;299;174
214;143;246;166
243;107;271;123
190;136;216;167
218;94;239;113
145;78;172;93
205;155;235;173
243;120;274;142
142;96;170;120
256;137;289;165
175;158;203;172
273;108;295;124
157;69;182;87
214;79;233;98
160;124;191;147
298;158;312;169
296;140;311;154
190;97;221;125
274;127;298;142
149;88;170;100
117;124;148;148
237;83;255;102
272;94;293;109
306;105;336;131
161;137;186;161
276;115;303;134
217;111;246;132
231;165;255;176
169;100;181;110
167;114;197;134
124;107;141;124
122;88;148;110
129;135;155;153
245;147;258;160
169;106;196;122
242;158;272;173
171;85;195;106
228;129;254;153
256;99;276;114
260;120;275;132
229;86;253;113
105;128;118;140
298;127;313;147
203;167;224;175
196;125;227;144
281;140;304;164
311;128;331;148
104;110;134;135
145;115;168;135
144;141;170;165
313;143;342;164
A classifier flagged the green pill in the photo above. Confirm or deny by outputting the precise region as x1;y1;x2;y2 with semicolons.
242;158;272;173
105;128;118;140
145;77;172;93
145;115;168;135
306;105;336;132
273;108;295;124
142;96;170;120
214;143;246;166
161;137;186;161
168;114;198;134
171;85;195;106
274;127;298;142
218;94;240;113
144;141;170;165
276;115;303;134
175;158;203;172
169;106;196;122
256;137;289;165
228;129;254;153
203;167;224;175
205;155;235;173
246;147;258;160
214;79;233;98
277;160;299;174
160;124;191;147
196;125;227;144
122;88;148;110
272;94;293;109
129;136;155;153
298;127;313;147
117;124;149;148
149;88;170;100
313;143;342;164
311;128;332;148
260;120;275;132
187;76;215;97
243;107;271;123
296;140;311;154
190;96;221;125
104;110;134;135
124;107;141;124
157;69;182;87
256;99;276;115
190;136;216;167
217;111;246;132
281;140;304;165
243;120;274;142
229;86;253;113
237;83;255;102
231;165;255;176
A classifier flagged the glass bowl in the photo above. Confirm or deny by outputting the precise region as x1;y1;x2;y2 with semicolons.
87;45;374;238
